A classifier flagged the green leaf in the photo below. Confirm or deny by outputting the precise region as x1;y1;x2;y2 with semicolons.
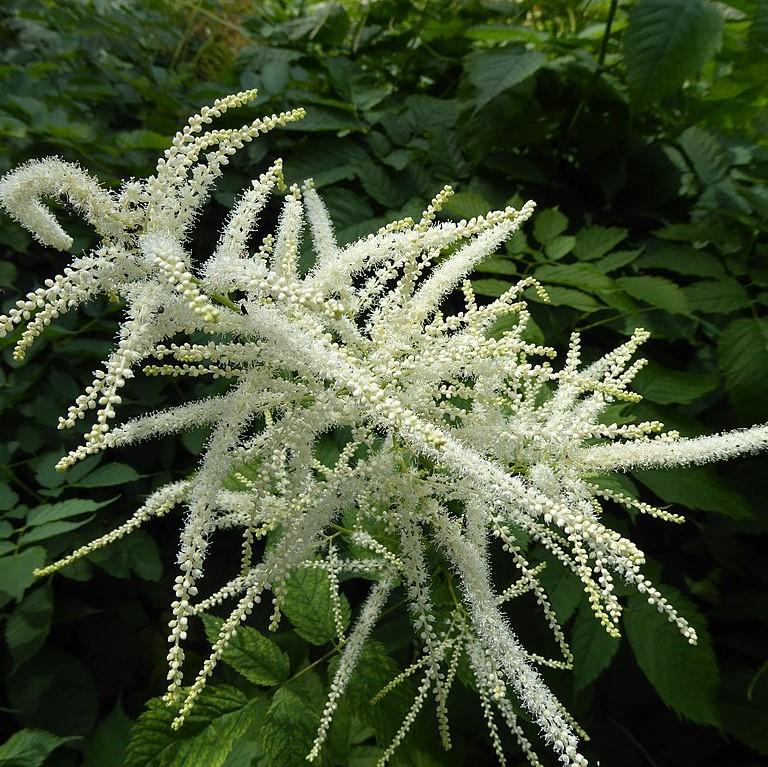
538;286;602;313
532;208;568;245
282;566;350;645
616;275;690;314
571;604;620;690
18;517;95;546
633;466;752;519
0;547;46;608
73;462;140;487
442;192;491;221
471;278;513;297
625;0;723;106
718;317;768;418
638;245;726;279
87;529;162;581
632;361;718;404
259;686;318;767
545;235;576;260
534;263;615;295
573;226;628;261
684;279;751;314
26;496;117;526
465;47;547;110
597;248;644;273
0;482;19;511
126;686;266;767
5;585;53;665
678;126;728;184
537;557;583;624
0;729;78;767
201;615;290;687
84;703;134;767
624;586;719;725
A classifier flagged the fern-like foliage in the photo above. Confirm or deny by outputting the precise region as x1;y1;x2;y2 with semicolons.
1;91;766;766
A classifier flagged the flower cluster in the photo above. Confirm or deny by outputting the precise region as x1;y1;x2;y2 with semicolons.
2;91;766;766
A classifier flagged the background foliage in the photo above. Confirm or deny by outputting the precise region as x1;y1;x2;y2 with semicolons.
0;0;766;765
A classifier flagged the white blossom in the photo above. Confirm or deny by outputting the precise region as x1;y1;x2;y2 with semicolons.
1;90;765;766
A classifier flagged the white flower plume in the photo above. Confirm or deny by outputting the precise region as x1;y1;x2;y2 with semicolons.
1;90;766;767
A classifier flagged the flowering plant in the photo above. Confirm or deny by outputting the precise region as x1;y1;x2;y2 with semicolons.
1;91;765;766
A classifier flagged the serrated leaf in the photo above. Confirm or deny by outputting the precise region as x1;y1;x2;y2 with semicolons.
624;586;719;725
534;263;615;295
533;208;568;245
573;226;628;261
571;605;620;690
545;234;576;260
638;245;726;279
0;482;19;511
538;286;602;313
0;547;46;608
718;317;768;419
201;615;290;687
125;686;266;767
26;496;117;526
632;361;718;404
625;0;723;106
260;686;318;767
84;703;133;767
616;275;690;314
465;47;547;110
5;585;53;665
0;728;78;767
442;192;491;221
684;279;750;314
73;462;140;487
87;529;163;581
679;126;728;184
18;517;95;545
471;278;512;297
597;248;644;273
633;466;752;518
537;557;583;623
282;566;350;645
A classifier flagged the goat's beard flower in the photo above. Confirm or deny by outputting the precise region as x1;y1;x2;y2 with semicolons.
1;90;766;767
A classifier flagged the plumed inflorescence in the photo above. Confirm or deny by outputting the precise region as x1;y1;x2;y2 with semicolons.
1;91;767;766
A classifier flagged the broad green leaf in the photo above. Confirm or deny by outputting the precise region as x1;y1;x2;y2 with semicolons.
84;703;133;767
0;547;46;608
638;245;726;279
472;278;512;298
616;275;690;314
282;565;350;645
539;286;602;313
26;496;117;526
474;257;518;276
125;686;266;767
634;467;752;519
88;529;162;581
73;462;140;487
632;361;718;404
18;517;95;546
442;192;491;221
684;279;750;314
0;482;19;511
532;208;568;245
201;614;290;687
0;729;78;767
624;586;719;725
5;585;53;665
534;263;615;295
718;317;768;418
597;248;644;273
625;0;723;106
678;126;728;184
465;47;547;110
545;234;576;260
537;557;583;624
573;226;627;261
259;686;318;767
571;605;620;690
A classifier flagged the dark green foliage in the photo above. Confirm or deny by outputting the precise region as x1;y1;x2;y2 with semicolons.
1;0;766;765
